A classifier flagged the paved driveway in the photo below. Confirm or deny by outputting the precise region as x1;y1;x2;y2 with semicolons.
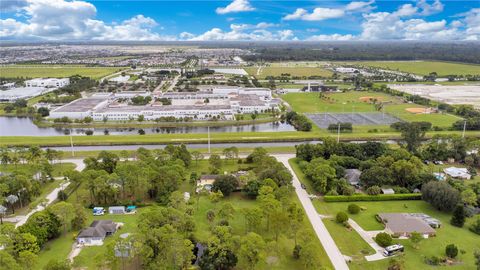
276;155;349;270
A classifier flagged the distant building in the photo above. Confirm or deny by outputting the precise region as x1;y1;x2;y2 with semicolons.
77;220;117;246
344;169;361;186
196;175;218;192
108;206;126;215
381;188;395;195
25;78;70;88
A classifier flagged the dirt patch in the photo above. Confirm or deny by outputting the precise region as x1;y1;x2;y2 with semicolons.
359;96;384;103
405;107;430;114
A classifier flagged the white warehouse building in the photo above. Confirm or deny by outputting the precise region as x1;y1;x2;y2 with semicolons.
25;78;70;88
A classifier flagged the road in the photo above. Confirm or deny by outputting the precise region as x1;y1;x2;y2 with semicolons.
276;155;349;270
4;159;85;227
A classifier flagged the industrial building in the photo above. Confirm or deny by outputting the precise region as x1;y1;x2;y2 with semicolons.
0;87;51;102
49;87;278;121
25;78;70;88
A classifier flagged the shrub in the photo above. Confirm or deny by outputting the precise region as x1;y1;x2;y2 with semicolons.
348;204;361;214
366;186;382;195
293;245;302;259
85;130;93;136
422;181;460;212
469;217;480;235
336;212;348;223
375;233;393;247
424;256;442;266
450;205;466;227
445;244;458;259
324;193;421;202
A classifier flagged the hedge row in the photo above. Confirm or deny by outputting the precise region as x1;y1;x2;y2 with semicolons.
324;193;422;202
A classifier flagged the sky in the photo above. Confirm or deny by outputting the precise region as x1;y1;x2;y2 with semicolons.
0;0;479;41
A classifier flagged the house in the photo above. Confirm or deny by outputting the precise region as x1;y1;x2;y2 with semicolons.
77;220;117;246
109;206;126;214
377;213;437;238
381;188;395;195
92;207;105;216
196;175;218;192
444;167;471;180
344;169;361;187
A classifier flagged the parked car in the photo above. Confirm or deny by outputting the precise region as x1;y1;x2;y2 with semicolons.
301;183;307;190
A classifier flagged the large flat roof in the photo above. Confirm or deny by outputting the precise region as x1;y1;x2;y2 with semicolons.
53;97;107;112
378;213;436;234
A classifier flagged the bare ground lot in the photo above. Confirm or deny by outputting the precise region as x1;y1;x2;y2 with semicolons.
388;84;480;108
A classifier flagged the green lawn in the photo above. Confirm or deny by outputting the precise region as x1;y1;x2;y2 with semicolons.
0;65;126;80
346;61;480;76
282;92;462;128
1;163;76;178
246;66;333;79
282;92;398;113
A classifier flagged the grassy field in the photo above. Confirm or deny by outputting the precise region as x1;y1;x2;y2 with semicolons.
0;65;126;79
282;91;462;128
246;66;333;79
290;158;480;270
346;61;480;76
1;163;76;178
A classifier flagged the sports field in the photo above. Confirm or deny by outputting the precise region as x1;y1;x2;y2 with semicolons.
0;65;126;79
245;66;332;78
348;61;480;76
282;91;461;127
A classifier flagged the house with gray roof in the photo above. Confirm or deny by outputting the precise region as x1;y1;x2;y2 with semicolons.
377;213;436;238
77;220;117;246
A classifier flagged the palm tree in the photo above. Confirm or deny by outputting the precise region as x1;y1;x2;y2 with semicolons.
27;146;43;164
5;194;19;214
0;147;11;166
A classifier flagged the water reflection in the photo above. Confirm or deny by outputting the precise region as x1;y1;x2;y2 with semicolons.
0;116;296;136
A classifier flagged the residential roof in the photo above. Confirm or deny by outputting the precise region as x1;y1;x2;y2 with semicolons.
344;169;361;185
378;213;436;235
78;220;116;239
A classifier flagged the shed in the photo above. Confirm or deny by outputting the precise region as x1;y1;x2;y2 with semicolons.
108;206;126;215
444;167;471;180
381;188;395;195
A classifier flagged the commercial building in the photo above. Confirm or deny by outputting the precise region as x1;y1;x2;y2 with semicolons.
25;78;70;88
0;87;50;102
50;96;110;119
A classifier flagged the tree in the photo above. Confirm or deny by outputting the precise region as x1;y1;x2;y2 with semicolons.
348;204;360;214
243;207;263;233
239;232;266;270
287;203;304;245
137;114;144;122
299;242;322;269
336;212;348;223
451;205;466;227
208;154;222;174
37;107;50;117
422;181;460;212
212;175;238;197
206;209;216;225
360;166;393;187
50;202;74;234
445;244;458;259
474;250;480;270
191;151;204;166
13;233;40;255
71;204;87;230
293;245;302;259
218;203;235;222
0;205;7;224
18;250;38;270
461;189;478;206
375;233;393;247
398;122;428;152
43;259;71;270
0;251;21;270
5;194;19;214
410;232;423;249
243;180;261;199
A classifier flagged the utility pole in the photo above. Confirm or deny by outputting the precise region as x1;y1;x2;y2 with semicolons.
70;134;75;157
462;120;467;138
337;123;340;143
208;126;211;153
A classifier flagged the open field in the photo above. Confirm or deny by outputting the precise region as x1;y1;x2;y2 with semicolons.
346;61;480;76
282;92;462;128
0;65;126;79
1;129;480;147
290;158;479;270
245;66;333;79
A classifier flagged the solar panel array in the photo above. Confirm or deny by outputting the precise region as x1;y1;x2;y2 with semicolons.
306;112;401;128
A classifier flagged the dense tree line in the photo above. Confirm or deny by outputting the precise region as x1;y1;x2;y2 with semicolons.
285;111;312;131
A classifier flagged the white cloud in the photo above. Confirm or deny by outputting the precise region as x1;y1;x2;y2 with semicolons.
345;1;375;12
0;0;28;12
283;7;344;21
216;0;255;15
185;24;296;41
463;8;480;39
417;0;444;16
307;33;355;41
393;4;418;17
0;0;168;41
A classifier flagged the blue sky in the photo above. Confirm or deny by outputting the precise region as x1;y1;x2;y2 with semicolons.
1;0;479;41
